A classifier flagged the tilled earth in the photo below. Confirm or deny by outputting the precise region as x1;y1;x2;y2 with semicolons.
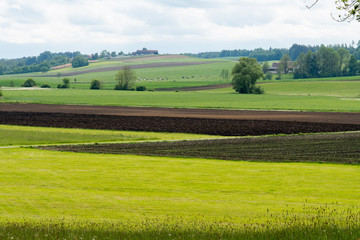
1;103;360;136
40;132;360;164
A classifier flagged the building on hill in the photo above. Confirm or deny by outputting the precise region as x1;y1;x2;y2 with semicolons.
132;49;159;55
268;62;279;73
268;62;294;73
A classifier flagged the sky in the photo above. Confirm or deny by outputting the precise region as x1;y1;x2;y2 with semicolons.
0;0;359;59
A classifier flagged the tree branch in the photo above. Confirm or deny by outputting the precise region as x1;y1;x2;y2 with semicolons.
306;0;319;9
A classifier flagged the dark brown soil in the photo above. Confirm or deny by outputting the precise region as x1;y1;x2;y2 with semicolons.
1;103;360;136
1;103;360;124
40;132;360;164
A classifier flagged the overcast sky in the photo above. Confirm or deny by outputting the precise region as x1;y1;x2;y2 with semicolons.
0;0;359;58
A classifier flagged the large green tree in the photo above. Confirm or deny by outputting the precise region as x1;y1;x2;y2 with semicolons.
231;58;264;94
318;46;341;77
115;66;136;90
337;47;351;74
278;54;291;74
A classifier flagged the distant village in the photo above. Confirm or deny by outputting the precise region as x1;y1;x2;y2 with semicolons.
131;49;159;55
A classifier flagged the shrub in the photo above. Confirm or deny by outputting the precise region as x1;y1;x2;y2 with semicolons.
40;84;51;88
136;86;146;91
252;86;265;94
21;78;36;87
57;78;70;89
90;80;101;90
114;83;122;90
0;90;2;97
115;85;134;91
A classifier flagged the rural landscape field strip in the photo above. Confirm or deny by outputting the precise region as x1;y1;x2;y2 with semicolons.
1;111;360;136
2;103;360;124
40;132;360;164
0;124;219;147
2;89;359;112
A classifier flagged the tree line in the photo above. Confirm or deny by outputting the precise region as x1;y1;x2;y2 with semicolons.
293;46;359;78
186;42;360;62
186;47;288;61
0;49;126;75
0;51;81;75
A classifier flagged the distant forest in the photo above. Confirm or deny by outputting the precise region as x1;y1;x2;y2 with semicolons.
0;51;83;75
0;50;120;75
185;43;360;62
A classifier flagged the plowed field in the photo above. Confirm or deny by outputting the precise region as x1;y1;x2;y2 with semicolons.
1;103;360;136
41;132;360;164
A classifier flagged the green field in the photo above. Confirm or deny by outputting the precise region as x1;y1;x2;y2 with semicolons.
1;145;359;239
0;57;233;90
0;125;219;146
263;81;360;97
1;88;359;112
0;125;359;239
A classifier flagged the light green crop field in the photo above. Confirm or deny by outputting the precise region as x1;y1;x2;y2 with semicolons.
263;81;360;98
1;88;360;112
0;147;359;239
45;56;220;75
0;58;233;90
0;125;219;146
207;80;360;98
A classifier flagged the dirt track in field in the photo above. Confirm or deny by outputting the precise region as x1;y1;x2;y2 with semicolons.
38;61;221;77
155;83;232;91
1;103;360;136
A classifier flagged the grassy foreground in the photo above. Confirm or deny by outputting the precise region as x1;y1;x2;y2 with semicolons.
0;148;360;239
1;208;360;240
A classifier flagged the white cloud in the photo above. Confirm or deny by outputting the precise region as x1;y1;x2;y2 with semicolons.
0;0;359;58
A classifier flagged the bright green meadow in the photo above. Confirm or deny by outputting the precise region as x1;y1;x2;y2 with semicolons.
0;125;219;146
1;88;360;112
263;80;360;98
0;147;360;239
